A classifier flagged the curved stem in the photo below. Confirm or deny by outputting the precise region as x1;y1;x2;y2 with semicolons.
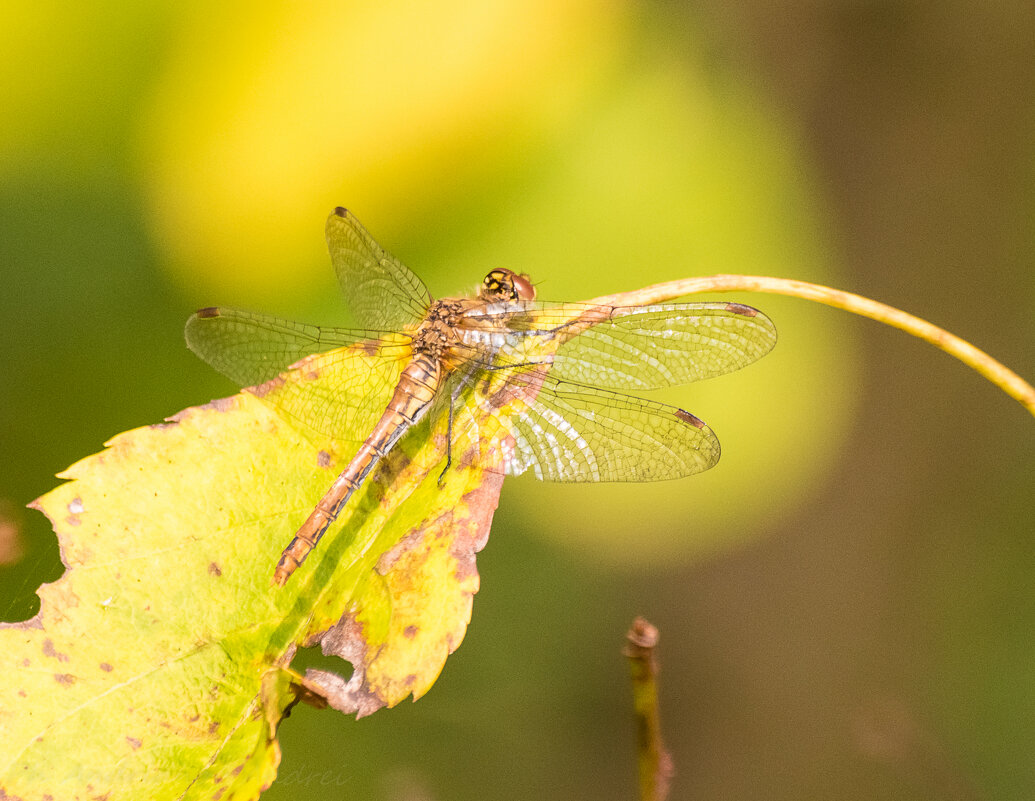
589;275;1035;418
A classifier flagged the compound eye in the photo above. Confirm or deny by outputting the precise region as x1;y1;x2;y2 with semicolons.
482;269;514;300
511;272;536;301
481;268;536;302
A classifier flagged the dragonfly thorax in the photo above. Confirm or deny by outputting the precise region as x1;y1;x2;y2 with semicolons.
424;298;466;325
412;299;466;361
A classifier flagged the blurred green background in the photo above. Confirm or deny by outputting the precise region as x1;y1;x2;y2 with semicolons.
1;1;1033;799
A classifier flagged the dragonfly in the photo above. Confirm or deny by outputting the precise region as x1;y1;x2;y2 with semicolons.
186;207;777;585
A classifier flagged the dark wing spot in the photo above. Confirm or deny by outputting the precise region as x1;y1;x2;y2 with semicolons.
195;307;221;319
724;302;758;317
333;206;349;217
674;409;706;429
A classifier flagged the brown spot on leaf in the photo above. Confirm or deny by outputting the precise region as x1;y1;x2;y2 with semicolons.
42;638;70;662
315;612;366;662
452;472;504;563
6;611;43;630
724;301;758;317
317;450;332;468
99;662;113;672
208;562;222;577
249;375;286;398
208;721;220;735
125;736;142;750
404;674;418;687
355;339;381;357
199;396;237;413
53;673;75;685
403;625;419;639
454;442;481;472
674;408;706;429
376;528;426;574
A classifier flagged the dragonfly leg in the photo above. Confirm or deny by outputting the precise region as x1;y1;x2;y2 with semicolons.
437;390;455;487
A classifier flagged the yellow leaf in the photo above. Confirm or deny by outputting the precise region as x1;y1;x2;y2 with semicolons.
1;342;506;799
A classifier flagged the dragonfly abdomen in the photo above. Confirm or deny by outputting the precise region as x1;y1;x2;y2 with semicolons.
272;353;446;585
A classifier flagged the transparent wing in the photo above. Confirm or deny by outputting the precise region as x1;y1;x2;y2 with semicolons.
459;301;777;390
460;365;721;483
185;306;397;386
326;207;432;331
186;306;413;444
250;345;411;446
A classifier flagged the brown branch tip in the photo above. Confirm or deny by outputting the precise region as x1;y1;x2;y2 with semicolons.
625;617;675;801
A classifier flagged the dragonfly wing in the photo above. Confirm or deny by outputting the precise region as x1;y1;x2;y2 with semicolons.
550;302;776;389
186;306;412;443
251;346;411;445
474;370;721;482
326;207;432;331
460;301;776;390
185;306;389;386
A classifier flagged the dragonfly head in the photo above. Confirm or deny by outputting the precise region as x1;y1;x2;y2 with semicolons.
481;269;536;303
